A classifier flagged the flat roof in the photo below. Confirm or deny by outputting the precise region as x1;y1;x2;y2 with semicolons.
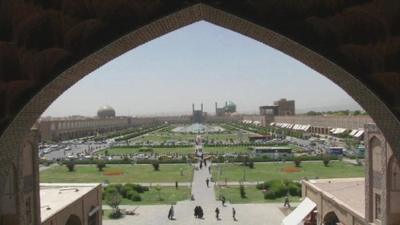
306;178;365;218
40;183;100;223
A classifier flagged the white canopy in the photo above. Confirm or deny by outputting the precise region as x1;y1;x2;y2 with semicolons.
282;197;316;225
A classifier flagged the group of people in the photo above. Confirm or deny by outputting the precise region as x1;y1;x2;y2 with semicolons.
168;205;237;221
194;205;204;218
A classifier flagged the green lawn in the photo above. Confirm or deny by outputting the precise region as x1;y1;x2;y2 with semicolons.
96;145;255;155
212;161;364;182
40;164;193;183
215;186;301;204
129;126;250;143
119;187;191;205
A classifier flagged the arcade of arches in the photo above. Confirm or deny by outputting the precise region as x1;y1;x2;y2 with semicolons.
1;1;400;225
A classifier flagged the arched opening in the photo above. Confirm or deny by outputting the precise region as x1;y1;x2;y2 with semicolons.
323;211;341;225
65;214;82;225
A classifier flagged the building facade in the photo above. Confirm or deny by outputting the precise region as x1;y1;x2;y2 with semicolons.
300;123;400;225
38;117;132;142
40;184;102;225
273;98;295;116
192;104;206;123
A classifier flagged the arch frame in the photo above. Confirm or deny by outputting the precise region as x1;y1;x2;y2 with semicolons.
1;2;400;201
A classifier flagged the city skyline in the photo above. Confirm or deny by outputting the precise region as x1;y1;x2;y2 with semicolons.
42;21;362;118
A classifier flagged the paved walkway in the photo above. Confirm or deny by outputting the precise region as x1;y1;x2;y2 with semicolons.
104;161;288;225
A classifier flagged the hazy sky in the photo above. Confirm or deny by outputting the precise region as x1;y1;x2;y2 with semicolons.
43;21;362;117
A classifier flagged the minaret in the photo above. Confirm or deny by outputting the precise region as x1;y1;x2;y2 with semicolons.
201;103;203;112
215;102;218;113
192;103;195;112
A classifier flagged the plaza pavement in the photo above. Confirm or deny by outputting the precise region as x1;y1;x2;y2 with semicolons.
103;161;290;225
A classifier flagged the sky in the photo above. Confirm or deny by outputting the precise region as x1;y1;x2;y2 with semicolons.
43;21;362;117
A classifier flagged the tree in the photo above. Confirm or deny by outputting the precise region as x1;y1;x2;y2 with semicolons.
96;160;106;171
322;155;330;167
66;160;75;172
152;161;160;171
106;191;122;218
239;185;246;198
294;158;302;167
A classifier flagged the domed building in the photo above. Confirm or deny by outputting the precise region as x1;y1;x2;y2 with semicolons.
215;101;237;116
97;105;116;118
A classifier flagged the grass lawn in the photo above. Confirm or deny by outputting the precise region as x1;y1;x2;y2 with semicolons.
212;161;364;182
118;187;191;205
96;145;255;155
129;127;250;143
102;187;191;220
215;186;301;204
40;164;193;183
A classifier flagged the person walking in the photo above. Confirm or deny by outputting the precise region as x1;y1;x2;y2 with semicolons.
200;160;203;169
215;207;220;220
206;178;210;187
283;195;291;208
194;206;199;218
204;159;207;166
168;205;174;220
221;196;226;206
208;166;211;174
232;207;237;221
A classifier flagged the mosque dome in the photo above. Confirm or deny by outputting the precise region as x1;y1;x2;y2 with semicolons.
97;105;116;118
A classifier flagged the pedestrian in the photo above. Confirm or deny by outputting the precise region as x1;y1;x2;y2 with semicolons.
208;166;211;174
284;195;291;208
232;207;237;221
206;178;210;187
198;206;204;218
221;196;226;206
200;160;203;169
175;181;178;189
168;205;174;220
215;207;220;220
194;206;199;218
204;159;207;166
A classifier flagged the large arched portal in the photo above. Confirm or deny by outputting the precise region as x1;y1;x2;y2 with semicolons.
1;1;400;224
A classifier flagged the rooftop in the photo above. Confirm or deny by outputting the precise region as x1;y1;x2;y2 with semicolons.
40;183;100;223
306;178;365;218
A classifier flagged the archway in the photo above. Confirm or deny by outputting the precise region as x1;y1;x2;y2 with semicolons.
65;215;82;225
323;211;341;225
1;2;400;223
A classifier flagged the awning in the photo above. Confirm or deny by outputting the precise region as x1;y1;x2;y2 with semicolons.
354;130;364;138
349;129;358;136
282;197;316;225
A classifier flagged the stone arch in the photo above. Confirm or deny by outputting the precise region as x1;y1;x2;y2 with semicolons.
65;214;82;225
323;211;341;225
1;1;400;207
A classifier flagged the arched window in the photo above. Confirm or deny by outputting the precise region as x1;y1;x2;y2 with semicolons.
370;137;382;173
